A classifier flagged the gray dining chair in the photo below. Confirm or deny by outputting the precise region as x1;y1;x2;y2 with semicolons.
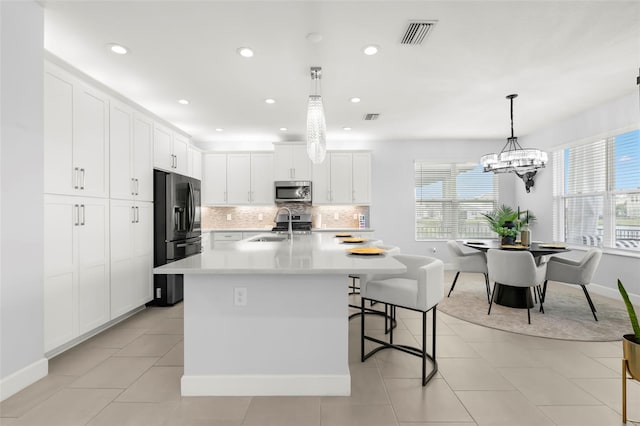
361;254;444;386
487;249;547;324
447;240;490;303
542;248;603;321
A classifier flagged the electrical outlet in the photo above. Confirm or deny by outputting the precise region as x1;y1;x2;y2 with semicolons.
258;213;263;221
234;287;247;306
353;213;358;220
156;288;161;298
334;213;339;220
226;214;232;221
432;247;437;254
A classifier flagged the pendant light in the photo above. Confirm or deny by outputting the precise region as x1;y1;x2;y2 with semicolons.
306;66;327;164
480;94;548;192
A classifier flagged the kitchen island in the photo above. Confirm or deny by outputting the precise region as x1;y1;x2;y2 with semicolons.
154;233;405;396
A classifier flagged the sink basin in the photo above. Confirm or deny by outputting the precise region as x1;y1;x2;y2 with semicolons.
249;235;288;242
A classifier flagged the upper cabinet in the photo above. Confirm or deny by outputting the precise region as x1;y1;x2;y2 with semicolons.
153;124;189;176
202;152;273;205
44;63;109;198
313;151;371;205
274;143;312;181
109;100;153;201
188;146;203;181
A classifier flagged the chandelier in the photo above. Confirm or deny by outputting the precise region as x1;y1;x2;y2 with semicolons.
480;94;548;192
306;66;327;164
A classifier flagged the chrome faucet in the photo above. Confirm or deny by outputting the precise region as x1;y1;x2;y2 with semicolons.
275;206;293;239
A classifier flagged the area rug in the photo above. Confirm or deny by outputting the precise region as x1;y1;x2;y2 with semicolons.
438;275;632;341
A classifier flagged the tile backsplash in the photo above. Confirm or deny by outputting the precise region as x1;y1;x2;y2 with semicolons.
202;205;371;229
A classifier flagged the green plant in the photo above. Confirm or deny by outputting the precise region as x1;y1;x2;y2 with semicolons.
618;279;640;342
481;205;536;237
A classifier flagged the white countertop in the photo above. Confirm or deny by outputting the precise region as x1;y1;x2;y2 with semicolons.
204;228;375;233
155;233;403;275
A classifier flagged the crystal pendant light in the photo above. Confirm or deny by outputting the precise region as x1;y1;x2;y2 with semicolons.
306;67;327;164
480;94;548;192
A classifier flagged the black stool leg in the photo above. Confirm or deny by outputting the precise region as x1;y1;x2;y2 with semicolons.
447;272;461;297
580;285;598;321
484;273;491;303
487;282;497;315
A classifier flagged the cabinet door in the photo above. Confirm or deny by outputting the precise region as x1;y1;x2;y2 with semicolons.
202;154;227;205
109;101;134;200
352;152;371;204
173;133;189;176
188;147;202;180
133;113;154;201
77;198;110;334
291;145;312;180
330;153;353;204
133;202;153;305
44;66;75;196
74;82;109;198
109;200;135;318
44;196;78;351
250;153;274;204
226;154;251;204
274;145;293;180
312;160;331;204
153;123;173;172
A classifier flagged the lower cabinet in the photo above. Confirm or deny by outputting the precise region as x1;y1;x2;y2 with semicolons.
110;200;153;318
44;195;110;352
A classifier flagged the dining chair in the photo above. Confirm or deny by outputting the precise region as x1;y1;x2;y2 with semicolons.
361;254;444;386
542;248;603;321
487;249;547;324
447;240;491;303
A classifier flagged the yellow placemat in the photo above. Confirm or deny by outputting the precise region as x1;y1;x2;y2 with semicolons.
538;243;567;249
500;245;528;250
347;247;385;255
335;233;353;238
341;238;366;244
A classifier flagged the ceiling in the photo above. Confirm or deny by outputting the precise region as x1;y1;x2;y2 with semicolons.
42;1;640;150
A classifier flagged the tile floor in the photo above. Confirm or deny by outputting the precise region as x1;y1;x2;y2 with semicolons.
1;273;639;426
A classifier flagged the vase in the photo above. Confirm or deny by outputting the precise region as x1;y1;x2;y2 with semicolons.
501;236;515;246
622;334;640;423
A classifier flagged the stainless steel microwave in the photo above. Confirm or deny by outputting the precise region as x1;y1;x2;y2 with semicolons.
274;181;312;203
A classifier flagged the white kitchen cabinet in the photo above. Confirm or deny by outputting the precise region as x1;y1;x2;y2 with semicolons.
110;200;153;318
226;153;251;204
202;153;228;205
44;195;110;352
154;124;190;175
274;143;312;181
188;146;202;180
44;63;109;198
312;151;371;205
110;102;154;202
250;153;274;204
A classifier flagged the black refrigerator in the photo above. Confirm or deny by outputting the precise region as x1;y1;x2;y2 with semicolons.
153;170;202;306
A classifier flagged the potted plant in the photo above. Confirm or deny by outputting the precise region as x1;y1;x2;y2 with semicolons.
618;279;639;423
482;205;535;246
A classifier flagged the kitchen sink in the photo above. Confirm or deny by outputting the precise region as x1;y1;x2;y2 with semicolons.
248;235;288;242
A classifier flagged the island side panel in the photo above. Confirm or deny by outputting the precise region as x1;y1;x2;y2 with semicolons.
181;273;351;396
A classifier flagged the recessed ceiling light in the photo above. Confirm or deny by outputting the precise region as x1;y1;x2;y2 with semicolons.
265;98;276;104
237;47;254;58
343;127;352;131
108;43;129;55
306;32;323;43
363;45;379;56
349;97;361;103
178;99;190;105
215;128;224;132
280;127;288;131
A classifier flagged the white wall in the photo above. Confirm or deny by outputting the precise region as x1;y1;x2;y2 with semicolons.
0;0;47;400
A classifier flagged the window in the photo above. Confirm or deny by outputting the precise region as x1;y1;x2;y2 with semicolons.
553;129;640;251
415;162;499;240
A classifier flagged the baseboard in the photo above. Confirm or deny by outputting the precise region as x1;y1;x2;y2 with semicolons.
587;282;640;307
0;357;48;402
181;374;351;396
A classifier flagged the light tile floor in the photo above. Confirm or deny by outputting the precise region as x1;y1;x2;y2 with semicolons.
1;274;639;426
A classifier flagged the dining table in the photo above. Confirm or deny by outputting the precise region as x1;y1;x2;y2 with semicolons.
463;240;570;309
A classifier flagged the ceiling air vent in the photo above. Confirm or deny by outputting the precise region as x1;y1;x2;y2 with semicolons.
363;113;380;121
401;20;437;45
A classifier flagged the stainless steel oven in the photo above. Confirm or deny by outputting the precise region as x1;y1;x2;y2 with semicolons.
274;181;312;203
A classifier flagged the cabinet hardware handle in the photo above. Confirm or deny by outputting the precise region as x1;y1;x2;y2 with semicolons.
135;206;139;223
135;178;139;195
80;168;85;190
74;167;79;189
80;204;86;226
131;206;136;223
74;204;80;226
131;178;135;195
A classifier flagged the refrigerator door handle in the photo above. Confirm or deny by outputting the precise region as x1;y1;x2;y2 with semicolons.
188;182;195;232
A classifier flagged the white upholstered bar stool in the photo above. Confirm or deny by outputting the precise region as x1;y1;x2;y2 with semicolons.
361;254;444;386
487;249;547;324
542;248;603;321
447;240;491;303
